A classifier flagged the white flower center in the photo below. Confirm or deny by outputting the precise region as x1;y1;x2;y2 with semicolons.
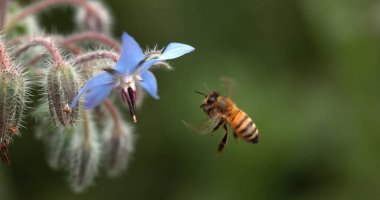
120;75;143;91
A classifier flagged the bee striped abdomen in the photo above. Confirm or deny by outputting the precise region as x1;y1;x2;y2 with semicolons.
229;110;259;143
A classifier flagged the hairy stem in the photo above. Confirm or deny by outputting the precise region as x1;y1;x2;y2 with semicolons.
9;35;81;67
0;40;11;69
14;37;64;66
5;0;101;33
82;110;90;152
25;53;50;67
71;50;118;66
23;42;81;67
0;0;9;31
103;99;121;129
62;32;121;52
8;32;120;67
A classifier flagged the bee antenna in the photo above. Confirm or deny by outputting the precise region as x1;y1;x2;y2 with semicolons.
193;91;207;96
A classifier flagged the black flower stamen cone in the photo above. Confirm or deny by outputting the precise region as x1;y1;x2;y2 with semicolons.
127;87;137;123
121;88;137;123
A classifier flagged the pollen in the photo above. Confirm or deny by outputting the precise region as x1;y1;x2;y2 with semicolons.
9;127;17;134
63;104;72;114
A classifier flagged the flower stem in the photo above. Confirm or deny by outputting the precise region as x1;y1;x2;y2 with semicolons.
0;40;11;69
0;0;9;31
5;0;101;33
103;99;121;129
14;37;64;67
23;42;81;67
8;35;81;67
24;53;50;67
8;32;120;67
62;32;121;52
82;109;90;152
71;50;119;66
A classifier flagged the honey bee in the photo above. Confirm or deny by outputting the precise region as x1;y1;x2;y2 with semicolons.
194;80;259;153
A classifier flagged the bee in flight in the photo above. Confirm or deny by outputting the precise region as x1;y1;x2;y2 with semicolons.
193;79;259;153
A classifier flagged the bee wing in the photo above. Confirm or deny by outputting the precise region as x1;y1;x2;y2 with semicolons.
183;112;224;134
220;76;236;98
200;112;225;133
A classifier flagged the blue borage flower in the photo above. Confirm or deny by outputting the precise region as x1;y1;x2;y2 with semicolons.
71;32;194;122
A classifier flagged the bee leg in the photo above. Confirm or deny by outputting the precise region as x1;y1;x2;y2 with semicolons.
212;119;224;136
217;124;229;153
233;132;239;143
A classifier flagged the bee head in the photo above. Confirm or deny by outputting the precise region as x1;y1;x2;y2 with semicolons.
205;92;219;105
194;91;217;108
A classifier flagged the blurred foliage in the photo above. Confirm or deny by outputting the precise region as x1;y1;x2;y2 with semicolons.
2;0;380;199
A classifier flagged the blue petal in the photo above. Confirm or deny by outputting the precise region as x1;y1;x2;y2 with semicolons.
139;70;159;99
83;83;114;109
136;43;194;74
161;43;195;60
115;32;145;75
70;73;115;108
135;59;159;76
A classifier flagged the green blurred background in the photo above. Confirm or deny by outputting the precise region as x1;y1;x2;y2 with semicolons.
2;0;380;199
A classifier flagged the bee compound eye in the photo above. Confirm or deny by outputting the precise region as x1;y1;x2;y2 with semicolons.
208;96;215;104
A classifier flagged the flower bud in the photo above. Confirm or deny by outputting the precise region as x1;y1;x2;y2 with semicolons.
46;64;80;127
32;104;70;168
75;1;112;34
0;67;27;164
0;138;10;165
103;120;135;177
67;110;100;193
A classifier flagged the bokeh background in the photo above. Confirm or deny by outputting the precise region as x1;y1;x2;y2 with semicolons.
2;0;380;199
